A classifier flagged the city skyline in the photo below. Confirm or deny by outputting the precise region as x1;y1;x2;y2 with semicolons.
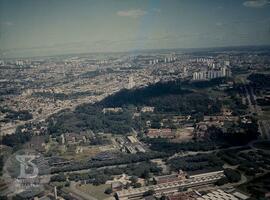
1;0;270;57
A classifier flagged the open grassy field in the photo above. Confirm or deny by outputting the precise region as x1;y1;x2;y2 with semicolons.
60;146;102;160
234;74;250;84
261;106;270;112
76;184;111;200
257;111;270;120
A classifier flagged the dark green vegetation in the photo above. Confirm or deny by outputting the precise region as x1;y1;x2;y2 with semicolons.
45;79;221;136
50;173;67;182
257;98;270;106
248;73;270;88
218;149;270;176
1;77;259;151
51;151;168;174
167;153;224;172
10;188;43;200
216;168;242;186
223;84;249;116
144;138;218;153
143;189;155;197
0;121;40;147
208;121;259;146
99;80;221;115
5;110;32;121
238;173;270;199
217;147;251;166
1;131;32;148
47;106;133;136
231;67;249;75
145;119;259;153
185;77;231;89
237;151;269;176
0;74;260;176
253;141;270;150
0;106;32;122
224;168;241;183
50;161;161;185
0;85;21;96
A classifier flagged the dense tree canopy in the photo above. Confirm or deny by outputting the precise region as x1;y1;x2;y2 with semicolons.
248;73;270;88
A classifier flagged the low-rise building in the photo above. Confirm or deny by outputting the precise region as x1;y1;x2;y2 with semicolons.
141;107;155;113
167;191;199;200
127;135;138;143
154;170;187;184
197;189;249;200
102;107;123;114
64;132;88;144
147;128;174;139
116;170;225;200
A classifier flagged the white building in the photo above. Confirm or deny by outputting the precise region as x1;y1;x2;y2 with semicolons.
127;76;135;89
225;60;230;66
192;66;231;81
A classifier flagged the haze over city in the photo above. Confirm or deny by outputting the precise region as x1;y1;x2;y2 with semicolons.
1;0;270;57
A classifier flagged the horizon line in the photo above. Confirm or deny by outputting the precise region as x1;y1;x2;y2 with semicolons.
2;44;270;60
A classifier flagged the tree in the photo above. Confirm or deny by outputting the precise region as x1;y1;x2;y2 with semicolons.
224;168;241;183
215;177;229;186
160;195;167;200
141;170;151;179
104;188;113;194
134;183;142;188
93;174;110;185
1;131;32;147
50;173;66;182
130;176;138;184
143;189;155;197
38;108;42;114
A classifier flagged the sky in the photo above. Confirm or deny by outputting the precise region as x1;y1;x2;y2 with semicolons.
0;0;270;57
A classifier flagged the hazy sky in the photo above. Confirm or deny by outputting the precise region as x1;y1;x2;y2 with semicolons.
0;0;270;57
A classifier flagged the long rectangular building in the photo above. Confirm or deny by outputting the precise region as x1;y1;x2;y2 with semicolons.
116;171;225;200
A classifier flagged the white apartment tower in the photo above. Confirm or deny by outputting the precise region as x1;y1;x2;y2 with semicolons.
127;76;135;89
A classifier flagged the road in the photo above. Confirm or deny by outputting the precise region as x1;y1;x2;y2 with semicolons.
52;143;255;176
242;82;270;139
249;85;270;139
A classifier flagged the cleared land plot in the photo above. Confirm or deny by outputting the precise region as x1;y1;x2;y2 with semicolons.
76;184;111;200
